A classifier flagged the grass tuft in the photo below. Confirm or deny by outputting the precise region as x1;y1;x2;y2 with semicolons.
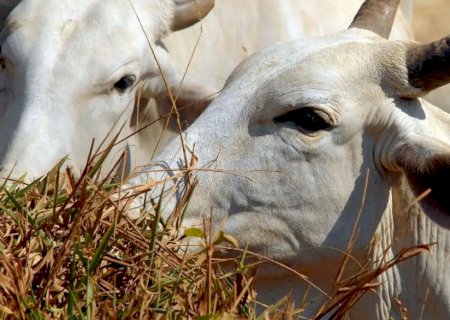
0;152;258;319
0;150;431;319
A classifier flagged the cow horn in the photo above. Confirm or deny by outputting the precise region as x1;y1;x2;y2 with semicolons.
406;37;450;93
171;0;214;31
349;0;400;38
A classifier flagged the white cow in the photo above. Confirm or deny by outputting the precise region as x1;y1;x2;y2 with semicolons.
126;0;450;318
0;0;414;181
0;0;216;180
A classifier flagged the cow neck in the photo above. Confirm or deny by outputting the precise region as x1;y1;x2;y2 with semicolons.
362;178;450;318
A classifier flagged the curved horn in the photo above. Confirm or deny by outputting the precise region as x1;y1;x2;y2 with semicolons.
407;37;450;93
171;0;214;31
349;0;400;38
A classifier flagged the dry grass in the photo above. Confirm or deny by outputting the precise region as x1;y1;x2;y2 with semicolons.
0;145;432;319
0;146;257;319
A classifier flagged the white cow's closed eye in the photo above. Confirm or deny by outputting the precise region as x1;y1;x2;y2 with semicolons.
124;0;450;318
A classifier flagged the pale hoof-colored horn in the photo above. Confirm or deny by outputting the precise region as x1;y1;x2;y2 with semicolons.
349;0;400;38
171;0;214;31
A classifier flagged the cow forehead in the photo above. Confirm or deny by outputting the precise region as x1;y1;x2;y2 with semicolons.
217;29;388;122
9;0;120;28
226;29;383;92
4;0;171;49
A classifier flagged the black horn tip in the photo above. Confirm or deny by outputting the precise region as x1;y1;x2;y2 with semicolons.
407;37;450;92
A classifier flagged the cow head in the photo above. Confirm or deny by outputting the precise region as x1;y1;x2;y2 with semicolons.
0;0;214;180
126;0;450;277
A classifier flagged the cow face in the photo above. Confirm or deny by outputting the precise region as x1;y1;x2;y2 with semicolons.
130;31;393;264
0;0;213;179
128;26;450;270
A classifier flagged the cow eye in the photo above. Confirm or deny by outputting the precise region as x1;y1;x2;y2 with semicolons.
274;107;332;132
114;75;136;92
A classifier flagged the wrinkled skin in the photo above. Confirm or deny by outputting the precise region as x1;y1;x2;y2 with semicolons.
126;26;450;320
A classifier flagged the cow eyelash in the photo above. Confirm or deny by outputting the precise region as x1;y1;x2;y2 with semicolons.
0;47;4;70
274;107;332;132
114;75;136;93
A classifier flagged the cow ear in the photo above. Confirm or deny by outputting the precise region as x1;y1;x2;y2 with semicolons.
152;78;216;131
139;43;217;132
389;135;450;228
139;71;217;132
0;1;19;28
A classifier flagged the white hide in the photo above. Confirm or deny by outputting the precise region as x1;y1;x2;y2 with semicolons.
0;0;179;178
0;0;413;179
126;27;450;319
